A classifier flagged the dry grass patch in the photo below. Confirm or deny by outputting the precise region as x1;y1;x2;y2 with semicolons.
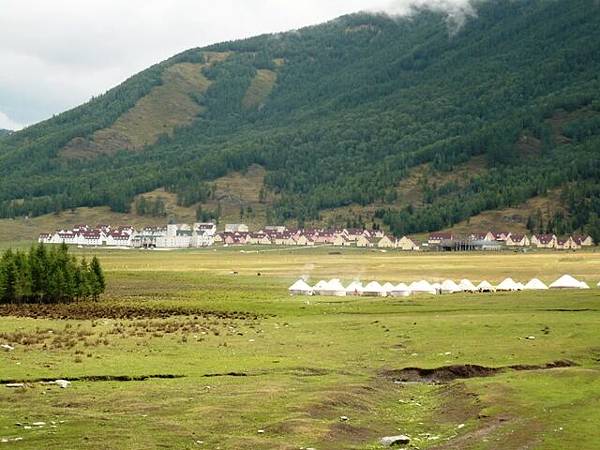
314;156;488;228
242;69;277;110
198;164;275;228
446;189;564;235
61;52;231;159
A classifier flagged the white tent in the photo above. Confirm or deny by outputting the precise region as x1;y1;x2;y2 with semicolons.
431;282;442;291
550;275;584;289
320;279;347;296
382;282;396;295
345;281;363;296
477;281;495;292
580;281;590;289
597;281;600;288
390;283;411;297
497;278;519;292
289;279;314;295
362;281;387;297
313;280;329;295
441;279;461;294
515;282;525;291
459;279;478;292
409;280;437;295
524;278;548;290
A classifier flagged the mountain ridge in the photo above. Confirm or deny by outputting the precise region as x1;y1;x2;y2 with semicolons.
0;0;599;240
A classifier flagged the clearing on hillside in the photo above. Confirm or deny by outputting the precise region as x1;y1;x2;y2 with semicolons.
242;69;278;110
61;52;231;159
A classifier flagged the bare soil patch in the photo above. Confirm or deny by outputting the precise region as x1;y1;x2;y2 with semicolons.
0;303;261;321
381;360;575;384
1;374;184;384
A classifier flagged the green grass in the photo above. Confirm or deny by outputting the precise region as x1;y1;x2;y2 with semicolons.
0;249;599;449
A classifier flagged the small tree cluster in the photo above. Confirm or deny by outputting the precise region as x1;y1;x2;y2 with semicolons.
135;196;167;217
0;243;105;304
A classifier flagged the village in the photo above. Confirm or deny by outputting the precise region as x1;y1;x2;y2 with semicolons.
38;223;595;251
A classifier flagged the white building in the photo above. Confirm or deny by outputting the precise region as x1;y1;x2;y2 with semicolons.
155;224;214;248
225;224;249;233
194;222;217;236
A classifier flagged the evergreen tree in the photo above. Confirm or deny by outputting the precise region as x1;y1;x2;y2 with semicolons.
0;250;16;303
90;256;106;300
79;258;92;300
585;213;600;245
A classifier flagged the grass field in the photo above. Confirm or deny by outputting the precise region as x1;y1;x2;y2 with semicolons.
1;247;599;449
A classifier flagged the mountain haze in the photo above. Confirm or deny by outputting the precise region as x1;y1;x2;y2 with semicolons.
1;0;599;238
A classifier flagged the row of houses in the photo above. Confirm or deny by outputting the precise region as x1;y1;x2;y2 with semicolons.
216;227;594;251
428;231;594;250
213;227;422;249
39;223;217;249
39;224;137;247
39;223;595;252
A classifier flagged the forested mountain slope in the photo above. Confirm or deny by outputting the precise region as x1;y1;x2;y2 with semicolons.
1;0;599;237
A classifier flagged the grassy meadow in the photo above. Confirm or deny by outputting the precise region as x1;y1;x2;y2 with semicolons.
1;247;599;449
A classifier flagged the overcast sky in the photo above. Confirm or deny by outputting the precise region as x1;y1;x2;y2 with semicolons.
0;0;474;129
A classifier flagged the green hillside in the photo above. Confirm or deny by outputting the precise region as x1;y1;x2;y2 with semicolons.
0;0;599;238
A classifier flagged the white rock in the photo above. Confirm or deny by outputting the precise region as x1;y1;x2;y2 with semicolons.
1;344;15;351
54;379;71;388
5;383;24;388
32;422;45;427
340;416;349;421
380;435;410;447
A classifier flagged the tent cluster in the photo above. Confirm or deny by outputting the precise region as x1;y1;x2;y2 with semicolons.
289;275;593;297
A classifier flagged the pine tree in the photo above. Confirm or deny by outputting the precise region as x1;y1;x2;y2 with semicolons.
1;260;17;304
79;258;92;300
526;215;535;233
13;250;31;301
585;213;600;245
90;256;106;300
0;250;16;303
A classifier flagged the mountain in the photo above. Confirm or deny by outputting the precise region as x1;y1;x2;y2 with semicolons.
0;0;599;239
0;129;12;139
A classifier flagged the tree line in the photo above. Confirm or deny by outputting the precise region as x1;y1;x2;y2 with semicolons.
0;243;106;304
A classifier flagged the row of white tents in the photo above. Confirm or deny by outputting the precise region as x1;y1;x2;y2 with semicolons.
289;275;596;297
